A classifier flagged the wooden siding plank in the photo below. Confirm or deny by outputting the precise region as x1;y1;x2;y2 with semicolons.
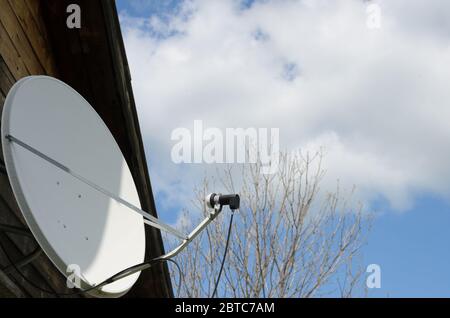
0;189;52;297
0;57;14;97
26;0;55;53
0;21;29;80
7;0;57;76
40;1;95;105
0;269;28;297
0;0;44;75
0;232;51;298
24;0;41;27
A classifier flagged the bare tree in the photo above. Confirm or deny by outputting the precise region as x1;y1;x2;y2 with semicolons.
166;151;371;298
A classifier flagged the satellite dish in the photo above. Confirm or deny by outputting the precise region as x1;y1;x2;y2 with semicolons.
1;76;145;297
1;76;240;298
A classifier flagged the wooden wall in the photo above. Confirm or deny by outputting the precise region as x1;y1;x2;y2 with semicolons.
0;0;79;297
0;0;57;80
0;0;173;297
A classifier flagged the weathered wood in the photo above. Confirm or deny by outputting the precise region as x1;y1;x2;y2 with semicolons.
7;0;57;76
0;192;54;297
0;0;44;75
0;231;52;298
0;269;27;297
25;0;53;49
0;20;29;80
25;0;46;31
25;0;40;22
41;0;95;105
0;57;14;96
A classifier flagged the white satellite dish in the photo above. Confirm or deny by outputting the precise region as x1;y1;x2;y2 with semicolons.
1;76;146;297
1;76;239;298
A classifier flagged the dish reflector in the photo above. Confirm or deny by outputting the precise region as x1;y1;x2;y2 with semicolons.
1;76;145;297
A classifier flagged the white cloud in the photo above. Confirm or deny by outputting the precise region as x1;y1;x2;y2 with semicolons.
119;0;450;214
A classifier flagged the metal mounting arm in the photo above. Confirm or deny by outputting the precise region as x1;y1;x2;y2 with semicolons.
4;134;187;240
104;206;225;283
155;206;223;261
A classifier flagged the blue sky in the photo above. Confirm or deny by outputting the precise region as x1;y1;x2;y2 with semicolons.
117;0;182;19
367;195;450;297
116;0;450;297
